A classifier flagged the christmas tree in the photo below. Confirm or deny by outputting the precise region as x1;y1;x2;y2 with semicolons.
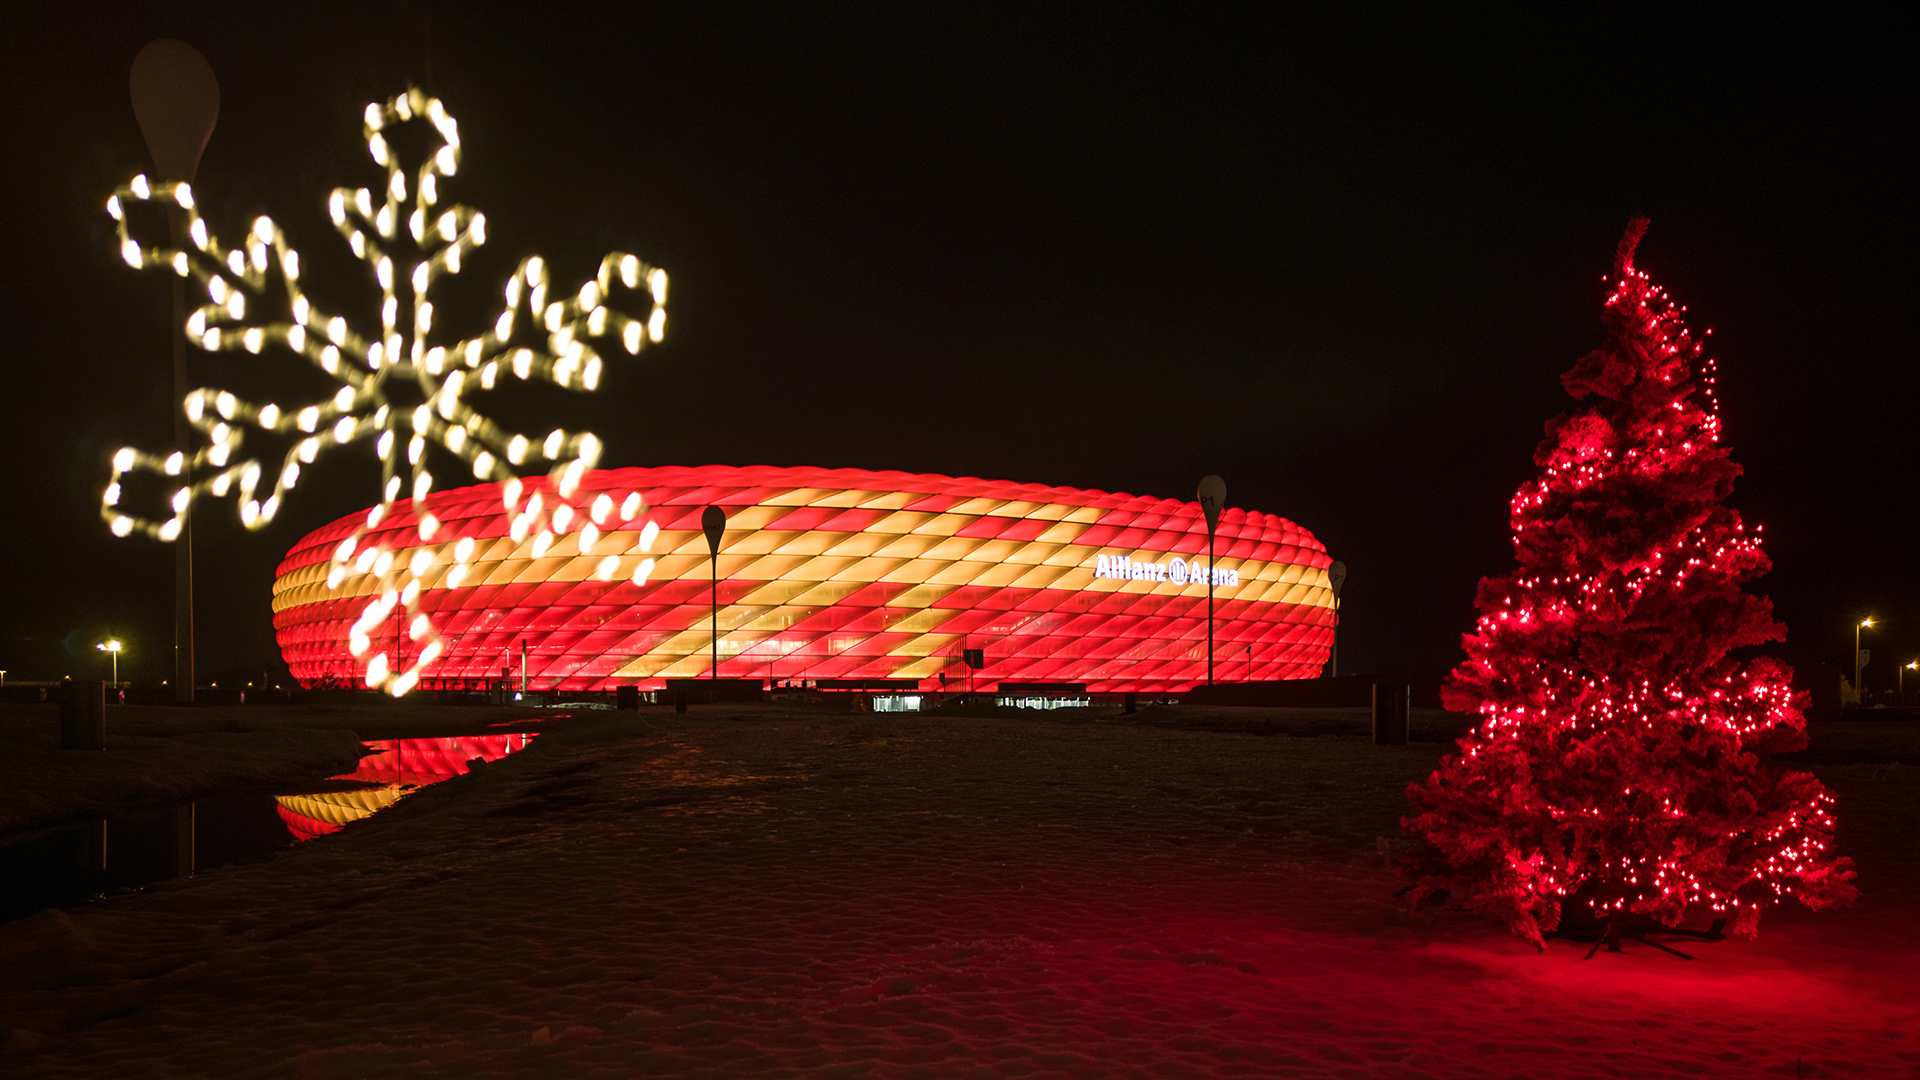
1403;219;1855;950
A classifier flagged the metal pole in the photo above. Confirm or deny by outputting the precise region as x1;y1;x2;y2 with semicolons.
1326;561;1347;680
1207;527;1215;685
520;639;527;694
1855;622;1863;702
171;219;194;703
701;506;726;683
131;41;217;703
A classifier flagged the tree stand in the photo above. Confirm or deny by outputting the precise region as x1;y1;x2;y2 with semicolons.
1580;915;1726;961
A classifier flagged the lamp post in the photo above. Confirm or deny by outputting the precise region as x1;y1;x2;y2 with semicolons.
1855;618;1874;702
702;506;727;681
1196;475;1226;686
1902;660;1916;696
1327;560;1347;678
96;639;123;687
130;40;219;705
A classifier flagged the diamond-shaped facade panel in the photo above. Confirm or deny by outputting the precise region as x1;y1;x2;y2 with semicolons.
272;466;1337;693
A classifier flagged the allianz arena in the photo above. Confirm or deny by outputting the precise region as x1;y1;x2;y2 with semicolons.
271;466;1337;693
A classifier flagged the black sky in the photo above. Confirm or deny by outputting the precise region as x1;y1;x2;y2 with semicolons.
1;4;1913;687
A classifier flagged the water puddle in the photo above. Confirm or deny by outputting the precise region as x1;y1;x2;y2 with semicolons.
0;733;537;923
277;734;536;840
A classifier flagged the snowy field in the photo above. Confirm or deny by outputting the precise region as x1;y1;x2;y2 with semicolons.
2;705;1917;1078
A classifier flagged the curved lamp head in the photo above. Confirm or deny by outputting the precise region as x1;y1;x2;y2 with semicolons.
701;505;726;557
1196;474;1226;534
130;39;219;182
97;639;122;653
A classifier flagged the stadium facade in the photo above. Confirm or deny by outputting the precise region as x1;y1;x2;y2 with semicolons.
272;465;1337;693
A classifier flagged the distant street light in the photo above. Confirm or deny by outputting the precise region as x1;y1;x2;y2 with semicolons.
703;506;727;681
1855;618;1875;701
1196;475;1226;685
1902;660;1917;695
96;639;123;687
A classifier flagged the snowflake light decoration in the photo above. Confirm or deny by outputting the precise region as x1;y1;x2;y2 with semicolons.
101;88;669;695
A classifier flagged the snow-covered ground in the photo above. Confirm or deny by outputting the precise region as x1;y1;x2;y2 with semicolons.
2;705;1916;1077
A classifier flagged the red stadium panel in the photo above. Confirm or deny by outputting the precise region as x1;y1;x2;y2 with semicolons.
272;466;1337;693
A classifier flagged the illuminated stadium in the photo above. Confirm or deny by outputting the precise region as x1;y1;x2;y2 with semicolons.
272;466;1337;693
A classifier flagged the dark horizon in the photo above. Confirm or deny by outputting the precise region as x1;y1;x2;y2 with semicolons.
1;6;1913;689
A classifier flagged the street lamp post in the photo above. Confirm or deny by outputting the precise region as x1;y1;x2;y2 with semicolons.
1902;660;1916;696
1327;560;1347;678
1196;476;1226;686
96;639;123;688
703;506;727;681
1855;618;1874;703
130;40;219;705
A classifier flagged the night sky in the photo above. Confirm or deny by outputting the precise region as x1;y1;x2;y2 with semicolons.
1;6;1913;688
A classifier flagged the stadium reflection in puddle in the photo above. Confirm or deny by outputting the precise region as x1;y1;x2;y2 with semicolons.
277;734;537;841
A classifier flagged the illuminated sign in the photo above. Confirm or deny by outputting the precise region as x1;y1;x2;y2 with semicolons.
1094;552;1237;587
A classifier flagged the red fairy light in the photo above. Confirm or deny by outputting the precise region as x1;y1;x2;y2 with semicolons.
1400;219;1856;949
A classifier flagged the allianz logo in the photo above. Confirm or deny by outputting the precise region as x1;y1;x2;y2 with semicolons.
1093;552;1238;588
